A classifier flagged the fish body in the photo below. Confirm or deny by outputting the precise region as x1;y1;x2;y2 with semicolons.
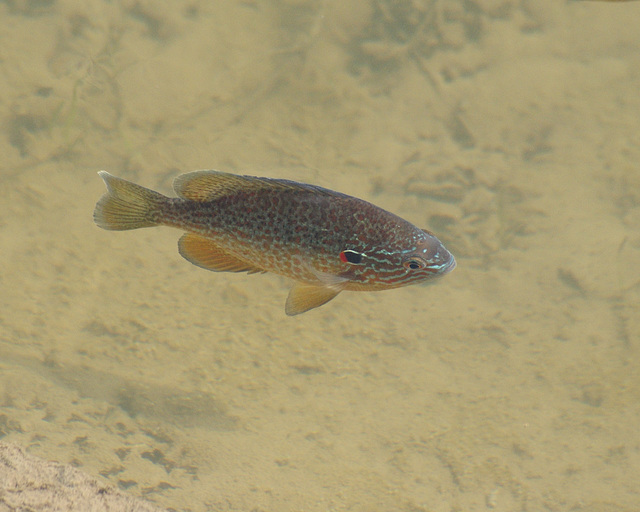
94;170;455;315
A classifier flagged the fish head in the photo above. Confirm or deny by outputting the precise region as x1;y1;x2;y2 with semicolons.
340;228;455;290
398;229;456;281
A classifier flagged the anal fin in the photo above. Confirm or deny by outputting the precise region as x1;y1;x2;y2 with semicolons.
178;233;265;274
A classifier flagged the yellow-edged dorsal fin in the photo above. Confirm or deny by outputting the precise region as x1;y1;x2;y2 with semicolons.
285;283;344;316
173;170;342;202
178;233;265;274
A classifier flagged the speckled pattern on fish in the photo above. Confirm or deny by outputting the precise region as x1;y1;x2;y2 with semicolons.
94;170;455;315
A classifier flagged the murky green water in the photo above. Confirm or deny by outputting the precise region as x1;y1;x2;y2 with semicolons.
1;1;639;511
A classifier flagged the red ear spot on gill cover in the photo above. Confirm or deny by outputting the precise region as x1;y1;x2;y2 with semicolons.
340;250;363;264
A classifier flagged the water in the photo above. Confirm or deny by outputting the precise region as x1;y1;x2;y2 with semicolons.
1;1;639;510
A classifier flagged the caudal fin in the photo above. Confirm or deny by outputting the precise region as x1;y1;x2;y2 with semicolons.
94;171;166;230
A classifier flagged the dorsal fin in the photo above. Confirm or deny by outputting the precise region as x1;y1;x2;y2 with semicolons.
172;170;344;202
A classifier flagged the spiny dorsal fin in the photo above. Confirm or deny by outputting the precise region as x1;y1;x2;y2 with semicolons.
178;233;265;274
172;170;344;202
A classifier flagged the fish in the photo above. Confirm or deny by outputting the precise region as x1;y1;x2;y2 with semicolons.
94;170;456;315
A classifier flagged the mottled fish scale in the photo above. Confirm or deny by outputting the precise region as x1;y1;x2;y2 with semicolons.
165;189;384;283
94;170;455;315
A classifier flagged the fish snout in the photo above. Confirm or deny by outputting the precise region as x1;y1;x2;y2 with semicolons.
440;251;456;274
425;246;455;276
417;236;456;276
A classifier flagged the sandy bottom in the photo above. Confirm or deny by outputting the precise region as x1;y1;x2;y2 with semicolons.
1;1;639;511
0;441;165;511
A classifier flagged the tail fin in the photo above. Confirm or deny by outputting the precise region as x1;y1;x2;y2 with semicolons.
94;171;166;230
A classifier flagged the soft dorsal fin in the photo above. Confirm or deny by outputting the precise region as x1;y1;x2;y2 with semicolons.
178;233;265;274
172;170;343;202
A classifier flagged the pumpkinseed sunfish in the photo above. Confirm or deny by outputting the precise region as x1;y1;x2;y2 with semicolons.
94;170;456;315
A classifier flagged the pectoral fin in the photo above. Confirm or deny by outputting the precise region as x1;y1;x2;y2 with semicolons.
178;233;265;274
285;283;343;316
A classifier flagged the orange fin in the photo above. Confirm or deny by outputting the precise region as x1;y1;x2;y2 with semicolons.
285;283;343;316
172;170;342;202
178;233;265;274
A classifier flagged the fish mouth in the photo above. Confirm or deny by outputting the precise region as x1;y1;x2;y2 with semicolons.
442;254;456;274
426;251;456;276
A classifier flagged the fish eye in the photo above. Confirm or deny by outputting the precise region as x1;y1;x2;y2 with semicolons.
403;258;426;270
340;250;363;264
